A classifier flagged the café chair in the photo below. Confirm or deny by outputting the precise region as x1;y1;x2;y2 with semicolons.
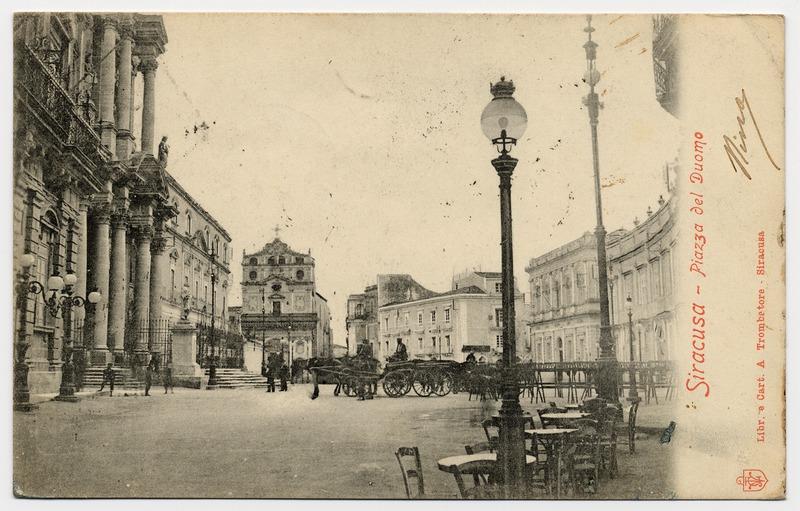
616;399;640;453
464;442;493;485
568;421;602;494
481;418;499;449
452;460;496;499
395;446;425;499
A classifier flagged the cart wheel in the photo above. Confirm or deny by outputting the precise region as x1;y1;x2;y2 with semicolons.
412;370;434;397
382;370;408;398
432;373;453;396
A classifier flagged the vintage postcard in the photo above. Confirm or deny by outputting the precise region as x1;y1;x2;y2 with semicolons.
10;12;785;500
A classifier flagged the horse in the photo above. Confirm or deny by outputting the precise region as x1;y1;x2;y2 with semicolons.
307;355;381;399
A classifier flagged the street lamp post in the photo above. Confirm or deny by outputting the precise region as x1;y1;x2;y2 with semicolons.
19;261;101;404
625;296;639;400
207;248;218;389
582;16;619;402
15;253;39;411
261;288;267;375
481;76;528;496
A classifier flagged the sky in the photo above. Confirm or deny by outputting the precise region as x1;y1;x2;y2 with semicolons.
135;13;681;345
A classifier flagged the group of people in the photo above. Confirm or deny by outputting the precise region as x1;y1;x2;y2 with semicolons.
262;353;290;392
97;358;174;397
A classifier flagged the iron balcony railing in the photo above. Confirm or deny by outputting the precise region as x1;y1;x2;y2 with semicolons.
16;43;111;166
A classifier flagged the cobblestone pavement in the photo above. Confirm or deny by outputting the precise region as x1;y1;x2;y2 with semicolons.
14;385;675;499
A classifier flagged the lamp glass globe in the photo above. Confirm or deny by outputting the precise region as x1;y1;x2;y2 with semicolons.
481;97;528;141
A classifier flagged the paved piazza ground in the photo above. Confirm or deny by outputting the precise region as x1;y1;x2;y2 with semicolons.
14;385;675;499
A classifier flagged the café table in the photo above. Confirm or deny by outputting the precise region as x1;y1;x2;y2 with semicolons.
524;428;579;498
437;452;538;474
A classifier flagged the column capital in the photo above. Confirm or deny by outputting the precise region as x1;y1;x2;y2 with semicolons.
140;56;159;74
117;16;136;41
99;15;118;31
110;212;129;230
132;224;154;242
151;236;169;255
91;202;113;224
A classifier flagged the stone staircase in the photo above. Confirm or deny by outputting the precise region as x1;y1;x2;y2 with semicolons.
81;366;143;391
203;368;270;389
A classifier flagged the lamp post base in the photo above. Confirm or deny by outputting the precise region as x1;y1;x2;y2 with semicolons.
206;364;218;390
595;358;620;402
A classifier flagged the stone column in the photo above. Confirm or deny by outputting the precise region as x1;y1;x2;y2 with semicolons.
107;209;128;356
133;224;153;360
91;205;112;364
140;57;158;155
98;16;117;151
149;233;168;327
114;18;135;159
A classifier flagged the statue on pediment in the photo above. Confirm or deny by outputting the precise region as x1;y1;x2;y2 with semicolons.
158;136;169;167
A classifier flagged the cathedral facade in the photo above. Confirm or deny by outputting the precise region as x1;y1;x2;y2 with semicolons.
238;237;332;364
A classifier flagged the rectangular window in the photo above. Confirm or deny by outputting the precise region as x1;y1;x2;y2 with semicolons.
445;335;451;352
650;258;662;297
418;337;423;350
272;301;281;315
384;317;389;329
637;267;649;304
417;311;423;325
662;250;673;295
170;269;175;300
494;282;501;293
444;308;451;323
496;335;502;349
431;336;436;348
495;308;503;328
430;310;436;323
404;312;409;325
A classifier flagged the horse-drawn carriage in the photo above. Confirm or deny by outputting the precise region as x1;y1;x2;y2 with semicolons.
308;356;467;399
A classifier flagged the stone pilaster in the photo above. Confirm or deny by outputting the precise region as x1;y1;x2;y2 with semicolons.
140;57;158;155
75;203;89;323
90;202;112;364
107;201;129;355
115;17;135;159
98;16;118;151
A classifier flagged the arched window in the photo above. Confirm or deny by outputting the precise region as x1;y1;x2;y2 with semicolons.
249;257;258;265
186;212;192;235
268;256;276;265
249;271;257;281
278;256;286;265
296;270;305;280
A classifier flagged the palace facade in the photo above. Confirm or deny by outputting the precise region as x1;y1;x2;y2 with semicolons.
368;271;526;364
345;274;436;358
238;237;332;363
13;13;231;394
526;192;677;363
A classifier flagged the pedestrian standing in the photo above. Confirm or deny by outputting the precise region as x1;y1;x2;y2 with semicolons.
145;358;156;396
163;360;174;394
266;354;276;393
279;363;288;391
99;363;115;396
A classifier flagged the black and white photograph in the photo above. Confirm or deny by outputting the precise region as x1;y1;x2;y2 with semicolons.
9;8;786;502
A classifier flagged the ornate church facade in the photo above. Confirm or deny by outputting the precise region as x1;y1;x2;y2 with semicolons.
238;236;332;364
